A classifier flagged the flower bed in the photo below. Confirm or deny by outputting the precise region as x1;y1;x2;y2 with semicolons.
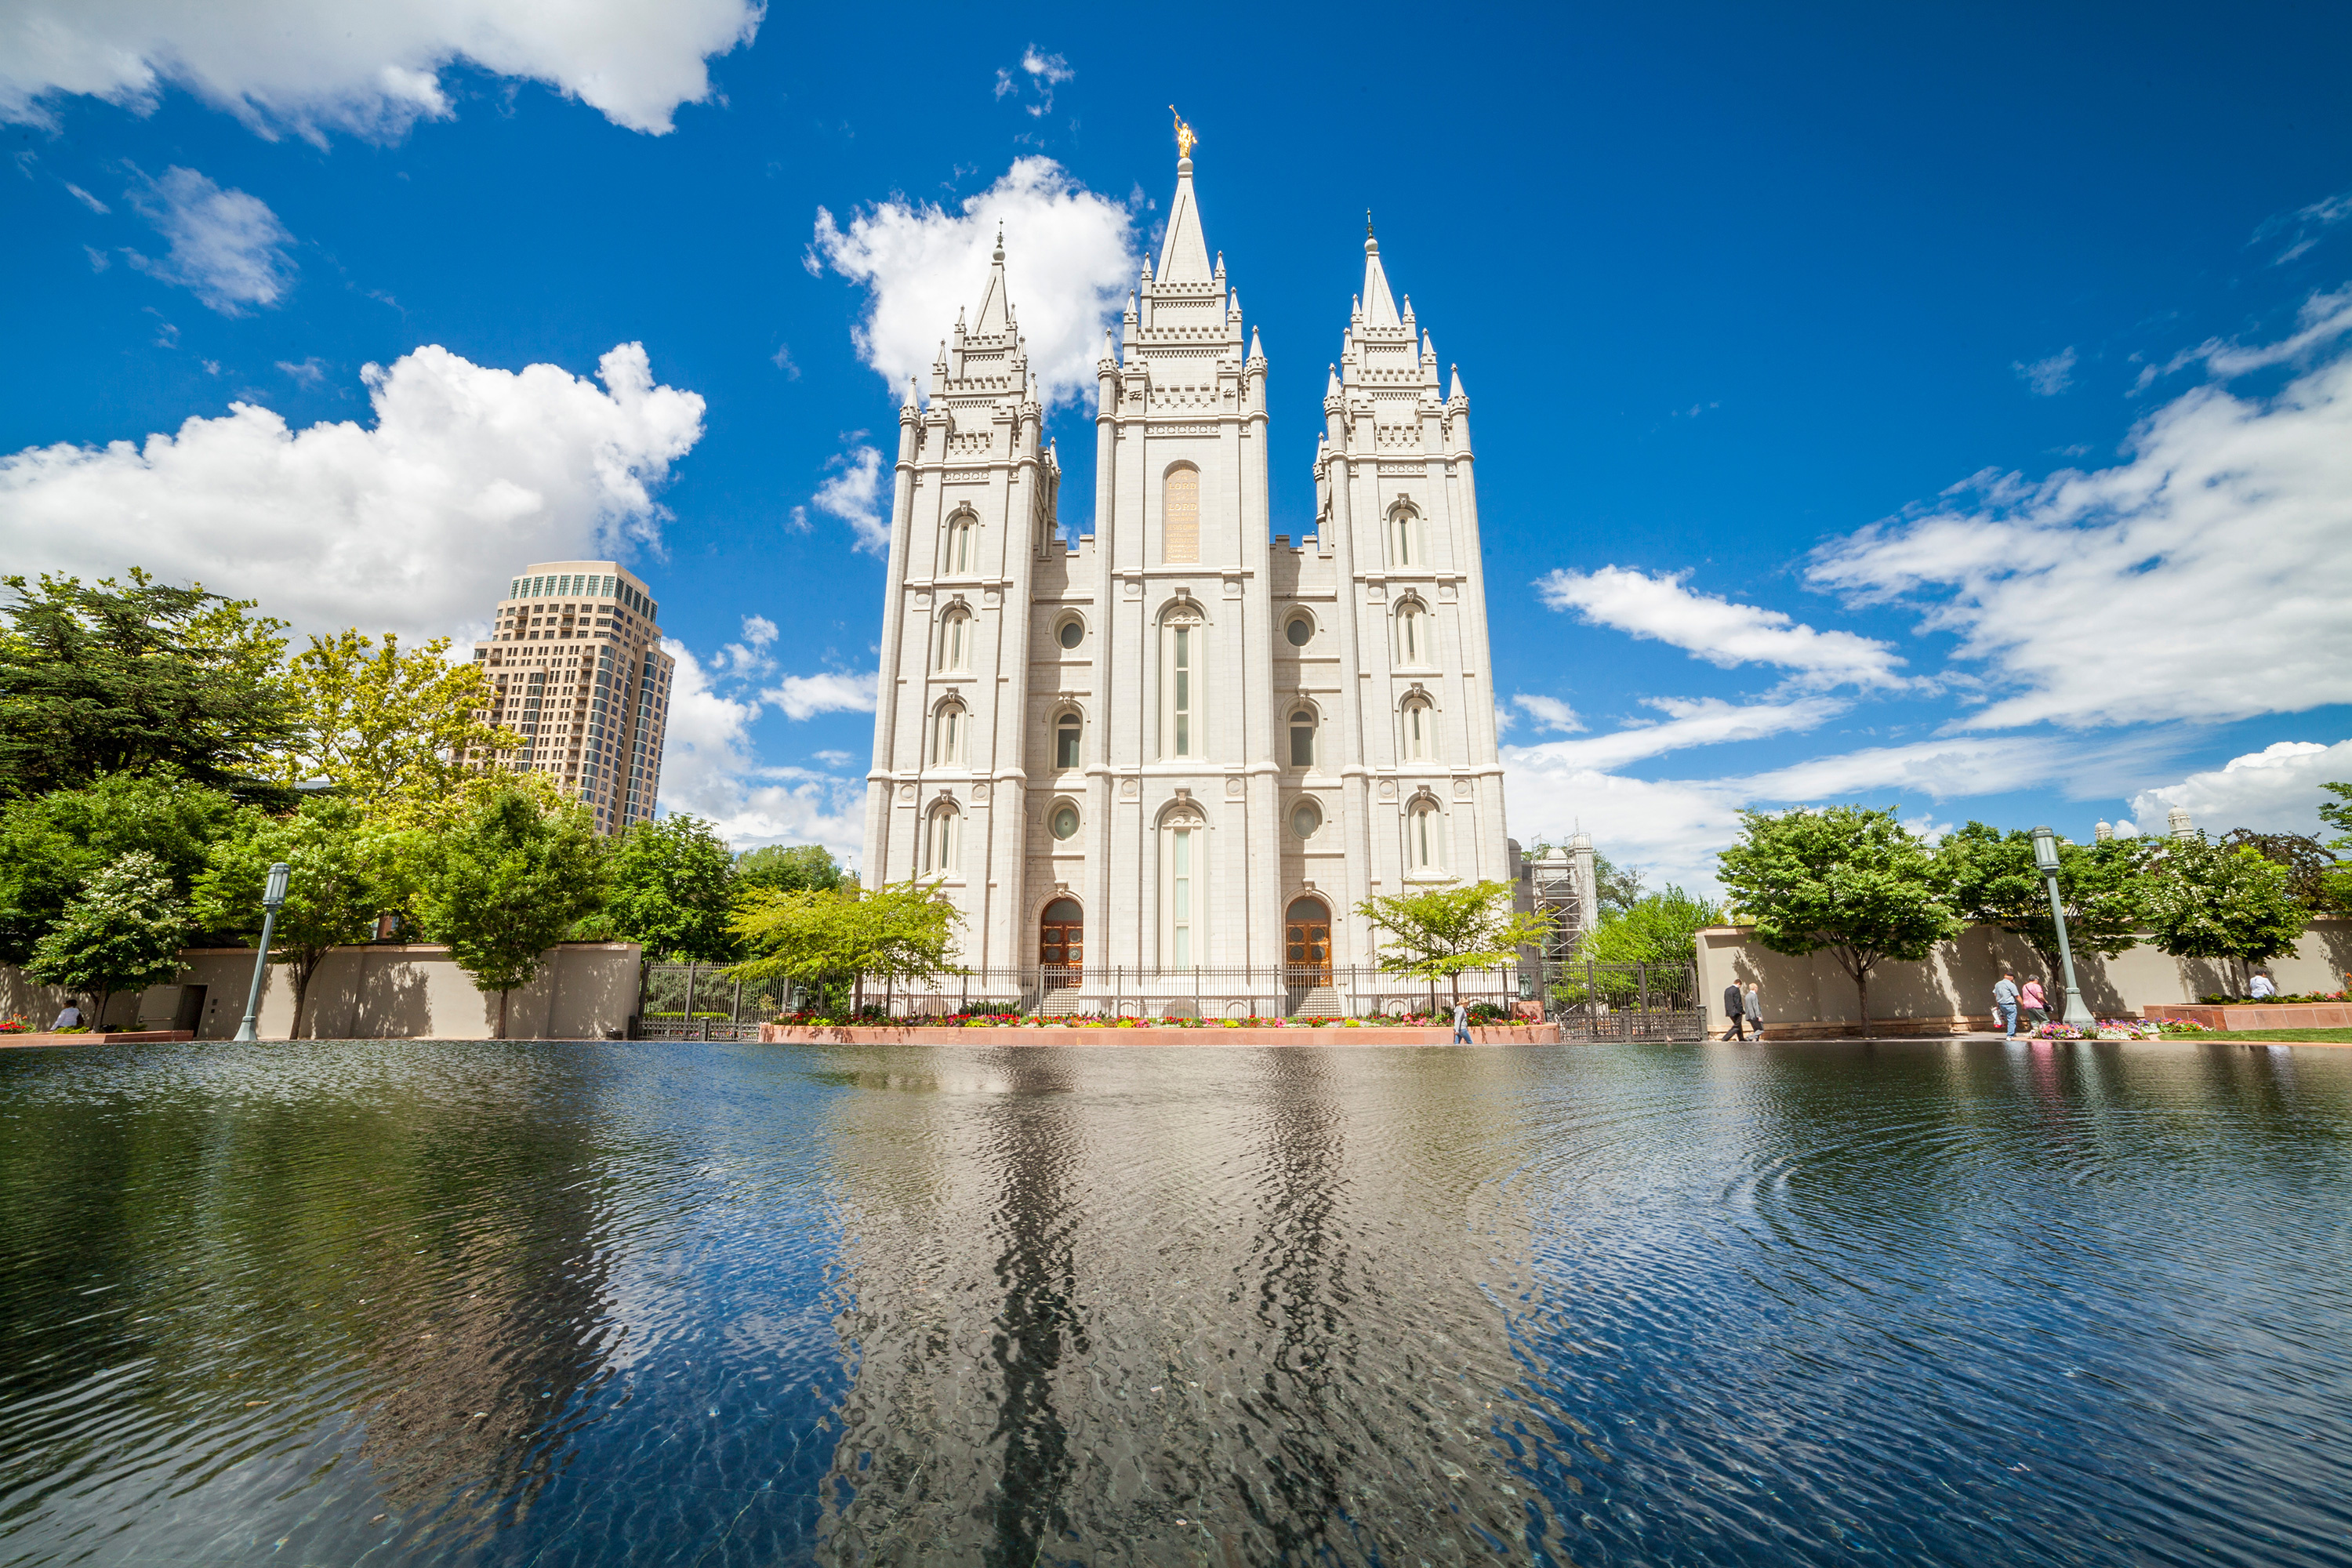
760;1004;1525;1031
2031;1018;2173;1040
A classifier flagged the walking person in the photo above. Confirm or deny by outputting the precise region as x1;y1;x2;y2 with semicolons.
2020;977;2048;1031
1722;982;1748;1041
1993;971;2020;1039
1452;999;1472;1045
1744;982;1762;1041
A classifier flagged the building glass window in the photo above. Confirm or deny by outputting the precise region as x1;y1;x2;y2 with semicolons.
1292;799;1322;839
1410;800;1441;870
1289;710;1316;768
924;807;959;873
946;514;976;575
1055;712;1082;771
1285;615;1313;647
933;701;965;766
1051;802;1080;840
1163;465;1200;564
1397;602;1428;666
1393;509;1416;568
1057;616;1084;650
938;608;970;672
1162;609;1202;758
1161;815;1203;967
1403;698;1432;760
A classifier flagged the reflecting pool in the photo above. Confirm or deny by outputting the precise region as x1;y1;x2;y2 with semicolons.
2;1040;2348;1566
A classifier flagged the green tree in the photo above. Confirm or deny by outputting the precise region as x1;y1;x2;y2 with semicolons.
600;814;739;961
1583;886;1724;967
1937;822;2146;993
0;771;238;963
2214;828;2339;913
2319;782;2352;916
191;799;419;1039
415;792;605;1038
733;843;844;897
1356;880;1552;1007
2141;837;2307;995
729;879;960;1007
0;569;292;799
1716;805;1963;1028
268;630;521;826
25;851;188;1026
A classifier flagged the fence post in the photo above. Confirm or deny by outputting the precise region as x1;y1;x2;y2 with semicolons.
684;963;697;1028
733;976;744;1031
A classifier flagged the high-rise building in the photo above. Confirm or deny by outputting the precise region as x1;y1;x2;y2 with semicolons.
860;139;1507;973
467;560;675;833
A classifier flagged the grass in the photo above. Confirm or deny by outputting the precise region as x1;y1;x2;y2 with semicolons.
2210;1027;2352;1044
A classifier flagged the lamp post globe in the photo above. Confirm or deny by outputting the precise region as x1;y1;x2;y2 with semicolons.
232;861;292;1043
2029;827;2097;1032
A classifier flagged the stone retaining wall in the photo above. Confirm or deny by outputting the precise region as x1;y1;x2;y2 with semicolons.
2143;1001;2352;1030
757;1023;1563;1047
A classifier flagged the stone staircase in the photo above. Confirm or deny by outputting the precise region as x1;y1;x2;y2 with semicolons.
1039;987;1088;1017
1290;986;1341;1018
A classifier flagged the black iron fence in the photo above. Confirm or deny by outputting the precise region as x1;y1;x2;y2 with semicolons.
632;958;1704;1039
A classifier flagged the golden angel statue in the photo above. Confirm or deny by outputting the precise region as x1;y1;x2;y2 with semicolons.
1169;106;1197;159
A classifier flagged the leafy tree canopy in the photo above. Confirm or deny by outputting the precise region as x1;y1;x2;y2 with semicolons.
734;843;844;897
192;798;422;1039
1582;885;1724;968
2214;828;2338;912
2320;782;2352;916
729;879;961;995
1716;805;1963;1024
597;814;739;962
414;791;605;1037
0;771;239;964
1356;880;1551;1003
268;630;521;826
1936;822;2145;988
2141;836;2307;991
0;570;292;800
26;851;188;1025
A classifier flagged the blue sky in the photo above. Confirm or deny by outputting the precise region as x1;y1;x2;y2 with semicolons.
5;2;2350;891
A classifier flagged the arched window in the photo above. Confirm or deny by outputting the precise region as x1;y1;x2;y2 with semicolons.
1396;601;1428;666
1402;696;1432;760
937;608;971;672
1392;506;1417;568
1408;798;1443;872
932;699;966;766
1055;711;1082;771
1163;464;1200;564
924;804;960;873
943;513;977;575
1161;809;1206;967
1161;607;1203;758
1289;708;1316;768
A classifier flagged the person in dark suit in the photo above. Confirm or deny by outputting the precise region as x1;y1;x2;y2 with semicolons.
1722;983;1747;1040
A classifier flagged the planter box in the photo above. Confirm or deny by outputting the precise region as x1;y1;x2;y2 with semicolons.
0;1030;195;1049
2143;1002;2352;1031
757;1023;1563;1047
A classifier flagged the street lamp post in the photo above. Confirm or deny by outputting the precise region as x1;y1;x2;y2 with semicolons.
232;862;291;1042
2031;827;2098;1031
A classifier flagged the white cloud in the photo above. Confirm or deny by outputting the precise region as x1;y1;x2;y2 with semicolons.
655;642;866;859
1508;693;1584;735
2013;346;2075;396
2129;739;2352;838
761;670;877;721
740;614;777;649
275;356;325;386
122;165;295;314
1811;300;2352;729
0;0;761;140
810;156;1139;408
1534;565;1908;688
0;342;703;640
814;750;852;768
2258;188;2352;265
993;45;1072;117
809;441;888;554
63;180;107;212
1515;695;1846;772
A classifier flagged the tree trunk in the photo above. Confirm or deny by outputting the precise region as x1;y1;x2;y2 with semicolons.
1855;967;1871;1035
92;989;112;1031
291;962;314;1041
497;989;510;1040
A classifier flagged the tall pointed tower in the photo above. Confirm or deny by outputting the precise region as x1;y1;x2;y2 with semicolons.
1063;125;1281;973
1289;220;1508;964
862;231;1062;967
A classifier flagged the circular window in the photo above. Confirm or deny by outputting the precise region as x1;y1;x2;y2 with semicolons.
1285;615;1313;647
1292;800;1322;839
1051;804;1081;840
1057;618;1084;649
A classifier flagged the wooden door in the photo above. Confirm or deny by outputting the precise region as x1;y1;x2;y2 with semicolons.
1040;898;1083;980
1284;898;1332;985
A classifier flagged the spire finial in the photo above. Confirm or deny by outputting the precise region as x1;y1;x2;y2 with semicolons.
1367;209;1374;238
1169;105;1197;160
993;223;1004;261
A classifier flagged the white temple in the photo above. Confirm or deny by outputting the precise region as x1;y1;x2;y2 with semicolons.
861;132;1510;982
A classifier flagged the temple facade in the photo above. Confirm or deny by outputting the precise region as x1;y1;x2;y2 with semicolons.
860;143;1508;983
